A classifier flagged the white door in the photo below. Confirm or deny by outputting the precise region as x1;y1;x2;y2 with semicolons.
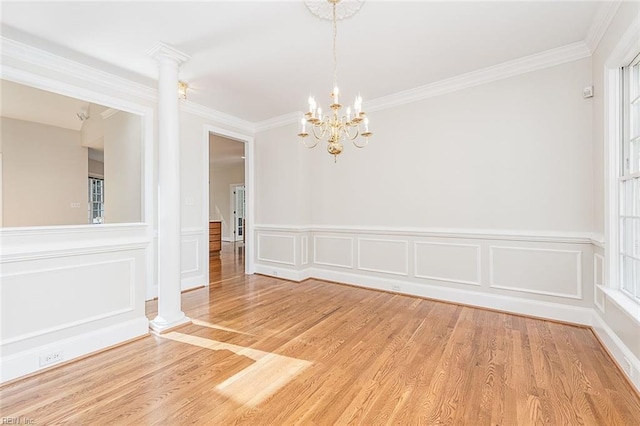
231;184;245;242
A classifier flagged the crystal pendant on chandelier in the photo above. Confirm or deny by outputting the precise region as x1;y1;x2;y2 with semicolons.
298;0;372;162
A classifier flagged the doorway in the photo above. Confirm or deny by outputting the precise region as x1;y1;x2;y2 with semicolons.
204;125;254;280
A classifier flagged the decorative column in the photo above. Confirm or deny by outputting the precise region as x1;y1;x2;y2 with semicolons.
148;42;191;333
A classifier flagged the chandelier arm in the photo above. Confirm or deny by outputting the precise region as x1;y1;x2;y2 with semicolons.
345;124;359;140
302;137;319;149
353;135;369;148
311;124;326;140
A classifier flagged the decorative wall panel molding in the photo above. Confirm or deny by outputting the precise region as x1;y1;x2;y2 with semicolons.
301;236;309;265
594;253;605;312
414;241;481;286
258;234;296;266
1;258;135;344
357;238;409;276
181;238;200;274
489;246;582;299
313;235;354;269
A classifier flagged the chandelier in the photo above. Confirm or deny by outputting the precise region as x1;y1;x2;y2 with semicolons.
298;0;372;162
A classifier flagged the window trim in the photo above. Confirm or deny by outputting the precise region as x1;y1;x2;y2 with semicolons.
604;21;640;320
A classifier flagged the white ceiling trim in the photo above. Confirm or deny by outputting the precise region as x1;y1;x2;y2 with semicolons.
365;41;592;114
180;100;254;135
0;37;156;103
254;111;301;133
584;1;622;53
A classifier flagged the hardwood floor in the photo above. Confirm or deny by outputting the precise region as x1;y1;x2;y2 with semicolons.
2;242;640;425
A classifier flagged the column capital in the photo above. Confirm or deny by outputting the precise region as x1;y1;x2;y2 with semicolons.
147;42;191;65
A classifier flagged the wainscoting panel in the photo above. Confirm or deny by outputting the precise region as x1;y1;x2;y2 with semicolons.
1;259;134;344
301;236;309;266
181;238;199;274
314;235;354;269
0;224;150;383
414;241;481;286
594;253;605;312
258;234;296;266
181;228;206;291
490;246;582;299
357;238;409;276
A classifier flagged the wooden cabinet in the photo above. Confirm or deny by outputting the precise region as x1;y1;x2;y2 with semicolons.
209;221;222;256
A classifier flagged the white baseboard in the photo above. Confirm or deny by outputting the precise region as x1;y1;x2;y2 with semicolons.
254;265;593;325
181;275;206;291
591;312;640;393
304;268;593;326
254;264;310;282
0;316;149;383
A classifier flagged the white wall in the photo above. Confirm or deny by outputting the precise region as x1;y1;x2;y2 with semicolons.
255;123;311;226
254;59;597;324
209;161;244;241
103;110;142;223
172;110;254;294
1;117;88;227
0;38;154;383
308;59;593;231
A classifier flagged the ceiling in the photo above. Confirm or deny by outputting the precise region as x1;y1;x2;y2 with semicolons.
1;1;605;123
1;79;91;131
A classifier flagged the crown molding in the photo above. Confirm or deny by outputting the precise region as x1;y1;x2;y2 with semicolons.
180;100;254;134
1;37;157;103
585;1;622;54
365;41;591;113
254;112;301;133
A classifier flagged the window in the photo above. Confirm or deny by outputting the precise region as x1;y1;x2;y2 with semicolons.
89;177;104;224
620;52;640;301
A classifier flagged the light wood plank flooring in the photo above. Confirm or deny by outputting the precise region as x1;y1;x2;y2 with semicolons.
2;242;639;425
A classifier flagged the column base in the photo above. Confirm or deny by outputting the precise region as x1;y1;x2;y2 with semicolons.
149;315;192;334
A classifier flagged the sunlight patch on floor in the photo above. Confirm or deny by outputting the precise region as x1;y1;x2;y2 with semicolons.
163;332;311;407
191;318;255;336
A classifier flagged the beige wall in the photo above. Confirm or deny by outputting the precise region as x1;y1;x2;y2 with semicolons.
88;159;104;177
103;111;142;223
1;117;88;226
209;163;244;241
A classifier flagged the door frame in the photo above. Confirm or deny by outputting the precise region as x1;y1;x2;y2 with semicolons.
202;125;255;278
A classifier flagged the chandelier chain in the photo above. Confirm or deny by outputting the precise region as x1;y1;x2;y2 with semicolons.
332;2;338;90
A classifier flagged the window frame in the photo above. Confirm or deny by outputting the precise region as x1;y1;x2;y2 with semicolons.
88;176;105;224
603;23;640;322
619;53;640;301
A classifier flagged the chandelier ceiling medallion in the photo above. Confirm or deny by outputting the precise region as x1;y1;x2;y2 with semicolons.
299;0;372;162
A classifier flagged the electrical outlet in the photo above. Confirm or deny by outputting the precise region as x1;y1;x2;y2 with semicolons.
391;284;401;292
39;351;64;367
70;202;81;208
272;271;279;276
